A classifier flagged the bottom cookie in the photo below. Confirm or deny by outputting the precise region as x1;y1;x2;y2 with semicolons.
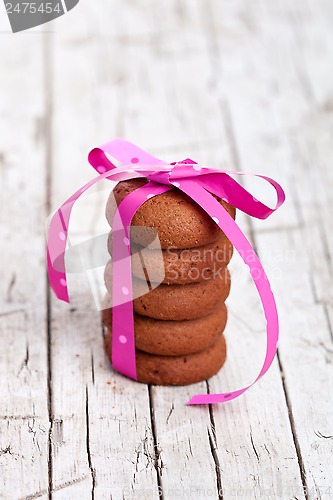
104;330;227;386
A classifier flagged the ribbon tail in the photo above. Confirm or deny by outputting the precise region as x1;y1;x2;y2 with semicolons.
177;181;278;405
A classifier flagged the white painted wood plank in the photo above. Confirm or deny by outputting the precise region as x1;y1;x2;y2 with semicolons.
149;383;218;498
204;0;307;232
256;228;333;497
0;30;49;498
204;0;333;496
49;4;161;496
87;362;161;498
208;250;305;497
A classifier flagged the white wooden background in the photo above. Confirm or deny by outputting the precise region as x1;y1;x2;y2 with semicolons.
1;0;333;498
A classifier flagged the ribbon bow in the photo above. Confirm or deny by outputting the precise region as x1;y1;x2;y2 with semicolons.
47;138;285;405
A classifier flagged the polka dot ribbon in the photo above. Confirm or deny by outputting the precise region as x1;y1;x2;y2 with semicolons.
47;138;285;405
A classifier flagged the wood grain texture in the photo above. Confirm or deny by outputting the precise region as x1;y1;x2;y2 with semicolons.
0;0;333;498
0;30;49;498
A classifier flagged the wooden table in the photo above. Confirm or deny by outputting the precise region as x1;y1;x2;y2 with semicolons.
1;1;333;498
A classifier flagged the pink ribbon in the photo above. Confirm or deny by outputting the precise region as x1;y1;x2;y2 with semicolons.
47;138;285;405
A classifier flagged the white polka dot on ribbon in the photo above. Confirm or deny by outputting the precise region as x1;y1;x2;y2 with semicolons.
212;217;219;224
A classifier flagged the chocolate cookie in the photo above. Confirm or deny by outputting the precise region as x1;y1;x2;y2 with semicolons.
104;329;227;385
104;268;231;320
102;299;228;356
128;236;234;285
105;178;236;249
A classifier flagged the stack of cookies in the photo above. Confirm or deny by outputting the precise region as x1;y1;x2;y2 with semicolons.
102;179;236;386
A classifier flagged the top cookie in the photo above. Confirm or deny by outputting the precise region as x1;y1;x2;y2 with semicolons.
105;178;236;249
